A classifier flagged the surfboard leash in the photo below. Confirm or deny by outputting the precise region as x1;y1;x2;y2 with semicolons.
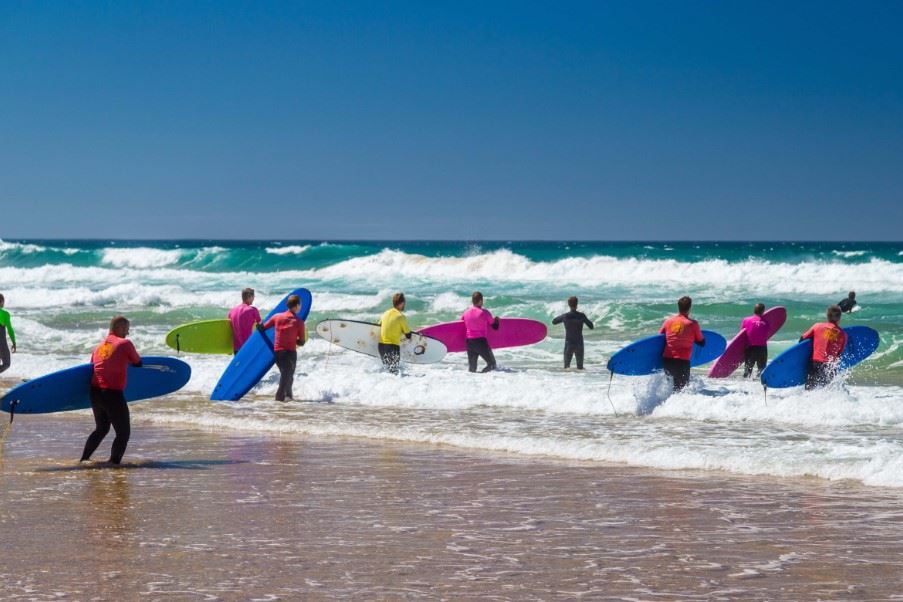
606;372;618;417
0;400;18;464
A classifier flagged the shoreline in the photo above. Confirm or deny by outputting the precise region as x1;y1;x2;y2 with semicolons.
3;415;903;599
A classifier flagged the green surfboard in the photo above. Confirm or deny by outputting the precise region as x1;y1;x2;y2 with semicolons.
165;320;234;355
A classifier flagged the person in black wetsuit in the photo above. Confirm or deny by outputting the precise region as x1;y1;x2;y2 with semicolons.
552;296;594;369
838;291;857;313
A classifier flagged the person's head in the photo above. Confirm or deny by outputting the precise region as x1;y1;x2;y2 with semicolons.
392;292;406;310
677;296;692;316
754;303;765;316
241;287;255;304
848;291;856;300
827;305;842;324
0;293;4;308
568;296;578;310
286;294;301;314
109;315;130;337
472;291;483;307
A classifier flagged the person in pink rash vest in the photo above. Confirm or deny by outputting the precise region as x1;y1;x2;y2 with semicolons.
740;303;770;378
227;287;262;353
462;291;500;372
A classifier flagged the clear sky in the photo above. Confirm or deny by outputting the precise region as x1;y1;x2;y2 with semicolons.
1;1;901;240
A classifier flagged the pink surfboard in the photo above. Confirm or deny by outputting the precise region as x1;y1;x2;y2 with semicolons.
420;318;547;353
707;306;787;378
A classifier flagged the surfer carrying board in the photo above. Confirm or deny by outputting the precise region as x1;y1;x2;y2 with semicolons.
81;316;142;465
0;293;16;374
741;303;770;378
377;293;412;374
260;294;306;401
552;296;594;369
800;305;848;390
463;291;499;373
227;287;262;353
659;296;706;392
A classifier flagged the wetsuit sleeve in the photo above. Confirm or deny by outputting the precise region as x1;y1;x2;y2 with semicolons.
582;314;594;329
0;312;14;346
400;315;411;334
839;329;848;354
125;340;142;366
694;322;705;345
262;316;276;330
801;326;815;341
552;314;565;325
298;320;306;345
659;321;667;335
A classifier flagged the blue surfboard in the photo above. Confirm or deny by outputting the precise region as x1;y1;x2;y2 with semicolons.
1;357;191;415
210;288;312;401
607;330;727;376
760;326;880;389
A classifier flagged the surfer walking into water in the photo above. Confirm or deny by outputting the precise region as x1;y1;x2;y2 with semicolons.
0;293;17;375
741;303;770;378
227;287;262;353
378;293;412;374
463;291;499;373
838;291;857;313
659;296;706;392
81;316;142;465
801;305;848;390
552;296;593;369
260;294;306;401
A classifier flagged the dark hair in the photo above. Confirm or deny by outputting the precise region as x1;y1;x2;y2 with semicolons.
849;291;856;298
754;303;765;315
472;291;483;305
242;287;255;302
393;292;406;308
109;315;130;332
568;296;578;310
827;305;842;322
0;293;4;305
287;294;301;310
677;296;692;314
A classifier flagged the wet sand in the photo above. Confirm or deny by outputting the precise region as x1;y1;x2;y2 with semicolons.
2;413;903;600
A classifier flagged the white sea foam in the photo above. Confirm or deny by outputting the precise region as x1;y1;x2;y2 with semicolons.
100;247;185;268
265;245;312;255
832;250;868;258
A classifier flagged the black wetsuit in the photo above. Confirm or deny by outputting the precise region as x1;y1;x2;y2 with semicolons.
274;350;297;401
378;343;401;374
552;311;594;369
743;345;768;378
838;298;857;313
81;387;131;464
662;357;691;391
806;360;836;390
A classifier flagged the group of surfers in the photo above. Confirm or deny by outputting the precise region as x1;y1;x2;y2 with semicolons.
0;289;859;465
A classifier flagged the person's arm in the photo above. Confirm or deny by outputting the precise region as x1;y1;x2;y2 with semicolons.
694;323;705;346
490;313;500;330
252;307;262;324
583;314;594;329
261;316;276;331
1;312;14;351
126;341;143;368
400;315;412;339
552;314;565;325
800;326;814;343
297;321;306;347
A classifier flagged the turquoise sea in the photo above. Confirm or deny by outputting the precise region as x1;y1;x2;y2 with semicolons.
2;239;903;487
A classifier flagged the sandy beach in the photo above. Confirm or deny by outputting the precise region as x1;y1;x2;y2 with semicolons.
1;411;902;600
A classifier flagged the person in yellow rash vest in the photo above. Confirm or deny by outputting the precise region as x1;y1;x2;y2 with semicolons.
378;292;412;374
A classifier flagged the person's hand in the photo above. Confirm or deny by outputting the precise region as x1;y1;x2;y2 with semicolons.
298;337;306;347
256;323;267;333
11;343;16;353
405;332;413;340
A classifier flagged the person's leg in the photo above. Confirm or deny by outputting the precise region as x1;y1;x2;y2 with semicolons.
805;360;833;390
378;343;401;375
0;332;9;374
563;343;573;369
80;388;111;461
663;358;690;391
479;340;496;373
105;390;131;464
274;351;289;401
742;347;755;378
575;344;585;370
283;351;297;400
466;339;479;373
756;346;768;376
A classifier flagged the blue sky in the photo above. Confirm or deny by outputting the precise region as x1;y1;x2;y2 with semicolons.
1;1;901;240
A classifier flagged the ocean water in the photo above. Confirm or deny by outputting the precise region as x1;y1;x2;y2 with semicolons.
2;239;903;488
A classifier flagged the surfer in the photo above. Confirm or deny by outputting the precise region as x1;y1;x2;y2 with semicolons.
741;303;769;378
260;294;306;401
800;305;848;390
552;296;594;369
0;294;16;374
227;287;262;353
463;291;499;373
659;296;706;392
81;316;142;465
838;291;857;313
377;293;412;375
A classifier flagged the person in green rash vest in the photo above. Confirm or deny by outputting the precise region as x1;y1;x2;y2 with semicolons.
0;294;17;374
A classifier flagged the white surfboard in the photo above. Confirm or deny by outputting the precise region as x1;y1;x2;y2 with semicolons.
316;319;447;364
